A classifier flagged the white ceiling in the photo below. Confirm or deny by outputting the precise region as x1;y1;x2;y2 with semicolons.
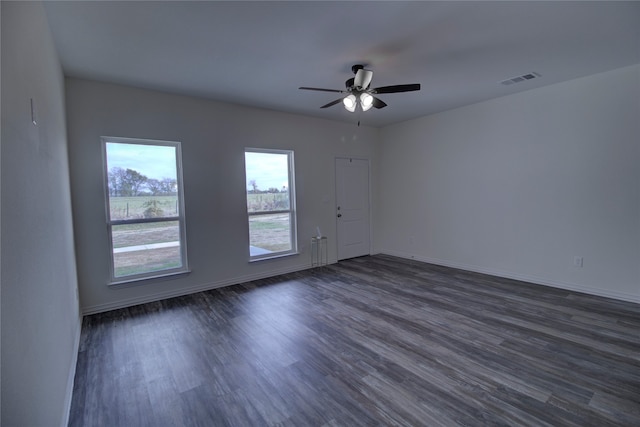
44;1;640;128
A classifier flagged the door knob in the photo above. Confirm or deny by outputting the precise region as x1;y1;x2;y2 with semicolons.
337;213;342;218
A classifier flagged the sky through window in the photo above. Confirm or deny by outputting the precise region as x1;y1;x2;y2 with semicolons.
245;151;289;191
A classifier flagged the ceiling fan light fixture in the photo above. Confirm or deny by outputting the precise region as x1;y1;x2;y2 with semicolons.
343;94;357;112
360;93;373;111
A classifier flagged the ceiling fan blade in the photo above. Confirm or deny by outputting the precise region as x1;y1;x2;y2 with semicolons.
354;69;373;89
299;86;344;93
372;96;387;109
320;98;343;109
372;83;421;94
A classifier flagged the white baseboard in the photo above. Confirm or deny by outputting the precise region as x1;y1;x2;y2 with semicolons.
381;250;640;304
61;314;82;427
82;250;637;315
82;262;334;315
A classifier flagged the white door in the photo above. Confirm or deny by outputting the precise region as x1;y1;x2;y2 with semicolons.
336;157;370;260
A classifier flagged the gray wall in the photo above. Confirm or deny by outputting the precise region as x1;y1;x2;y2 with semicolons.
65;78;380;314
1;2;81;426
378;65;640;302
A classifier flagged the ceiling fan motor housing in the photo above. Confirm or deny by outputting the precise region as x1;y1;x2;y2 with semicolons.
346;77;355;90
352;64;365;74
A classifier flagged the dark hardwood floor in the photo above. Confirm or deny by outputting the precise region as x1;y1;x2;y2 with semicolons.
69;255;640;426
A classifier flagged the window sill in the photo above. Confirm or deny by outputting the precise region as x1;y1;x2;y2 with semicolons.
108;269;191;287
249;251;298;263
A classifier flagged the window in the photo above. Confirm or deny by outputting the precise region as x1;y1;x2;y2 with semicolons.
102;137;188;283
245;148;297;260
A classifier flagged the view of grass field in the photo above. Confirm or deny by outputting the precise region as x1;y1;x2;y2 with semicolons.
110;194;289;219
249;213;292;251
109;194;291;276
109;196;181;277
112;221;179;248
109;195;178;220
111;220;182;277
246;192;289;213
114;247;182;277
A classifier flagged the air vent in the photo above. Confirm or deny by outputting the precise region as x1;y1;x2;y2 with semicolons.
500;72;541;86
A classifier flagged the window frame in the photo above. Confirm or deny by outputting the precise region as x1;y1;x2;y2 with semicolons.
245;147;298;261
101;136;189;285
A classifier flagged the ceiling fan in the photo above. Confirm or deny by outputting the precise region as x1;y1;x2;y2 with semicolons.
299;64;420;112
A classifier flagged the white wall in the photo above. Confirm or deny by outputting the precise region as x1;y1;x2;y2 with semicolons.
65;78;380;314
1;2;81;426
379;65;640;302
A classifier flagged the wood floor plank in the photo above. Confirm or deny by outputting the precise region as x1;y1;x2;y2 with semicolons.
69;255;640;426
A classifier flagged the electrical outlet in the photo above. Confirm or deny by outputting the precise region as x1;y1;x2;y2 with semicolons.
573;256;583;268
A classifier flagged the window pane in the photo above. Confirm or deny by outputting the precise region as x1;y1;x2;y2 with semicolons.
112;221;182;277
245;149;296;260
249;213;292;254
106;143;178;220
245;152;290;212
246;192;290;213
